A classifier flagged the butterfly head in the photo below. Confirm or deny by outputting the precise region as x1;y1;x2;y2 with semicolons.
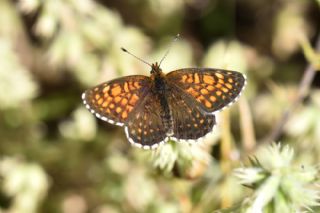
150;62;162;75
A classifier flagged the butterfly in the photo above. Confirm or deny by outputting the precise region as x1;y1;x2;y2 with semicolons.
82;45;246;149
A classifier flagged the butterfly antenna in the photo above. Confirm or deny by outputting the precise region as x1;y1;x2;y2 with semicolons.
121;47;152;67
159;34;180;66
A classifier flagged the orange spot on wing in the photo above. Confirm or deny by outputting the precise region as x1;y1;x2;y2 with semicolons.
97;98;103;105
216;84;222;88
133;82;140;89
102;101;109;107
204;100;212;108
194;85;201;90
109;103;115;109
194;73;200;83
95;94;100;100
228;78;234;83
207;85;215;91
210;96;217;102
111;86;121;96
187;87;199;97
116;107;122;113
203;75;215;84
129;94;139;105
127;106;134;112
196;95;205;103
128;82;135;90
103;85;110;93
181;75;188;83
124;82;129;92
200;89;209;95
225;83;233;89
104;92;110;98
216;91;222;96
121;98;128;106
218;79;225;84
114;96;121;103
122;111;128;119
222;87;229;93
215;73;224;79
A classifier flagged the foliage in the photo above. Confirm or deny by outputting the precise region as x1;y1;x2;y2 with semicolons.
0;0;319;212
233;143;319;213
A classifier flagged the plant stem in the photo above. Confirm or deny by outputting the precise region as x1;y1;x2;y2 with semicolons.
262;34;320;145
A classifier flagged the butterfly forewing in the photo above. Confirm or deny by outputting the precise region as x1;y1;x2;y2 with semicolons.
167;87;216;141
125;93;167;149
82;75;151;126
167;68;246;113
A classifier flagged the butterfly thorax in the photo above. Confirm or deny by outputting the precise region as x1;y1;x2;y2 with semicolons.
150;63;174;136
150;62;167;93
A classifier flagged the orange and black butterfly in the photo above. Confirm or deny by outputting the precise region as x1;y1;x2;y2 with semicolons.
82;40;246;149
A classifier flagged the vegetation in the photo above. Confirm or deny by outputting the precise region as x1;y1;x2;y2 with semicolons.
0;0;319;212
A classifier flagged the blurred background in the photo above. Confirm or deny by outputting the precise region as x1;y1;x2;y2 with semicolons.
0;0;320;212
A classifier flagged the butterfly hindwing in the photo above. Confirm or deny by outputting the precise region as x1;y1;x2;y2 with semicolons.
125;92;168;149
167;68;246;113
82;75;151;126
166;86;216;141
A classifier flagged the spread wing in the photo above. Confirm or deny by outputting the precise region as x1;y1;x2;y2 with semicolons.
166;68;246;113
82;75;151;126
125;92;168;149
166;86;216;142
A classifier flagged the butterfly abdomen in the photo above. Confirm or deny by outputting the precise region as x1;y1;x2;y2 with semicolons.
159;96;174;136
152;73;174;136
